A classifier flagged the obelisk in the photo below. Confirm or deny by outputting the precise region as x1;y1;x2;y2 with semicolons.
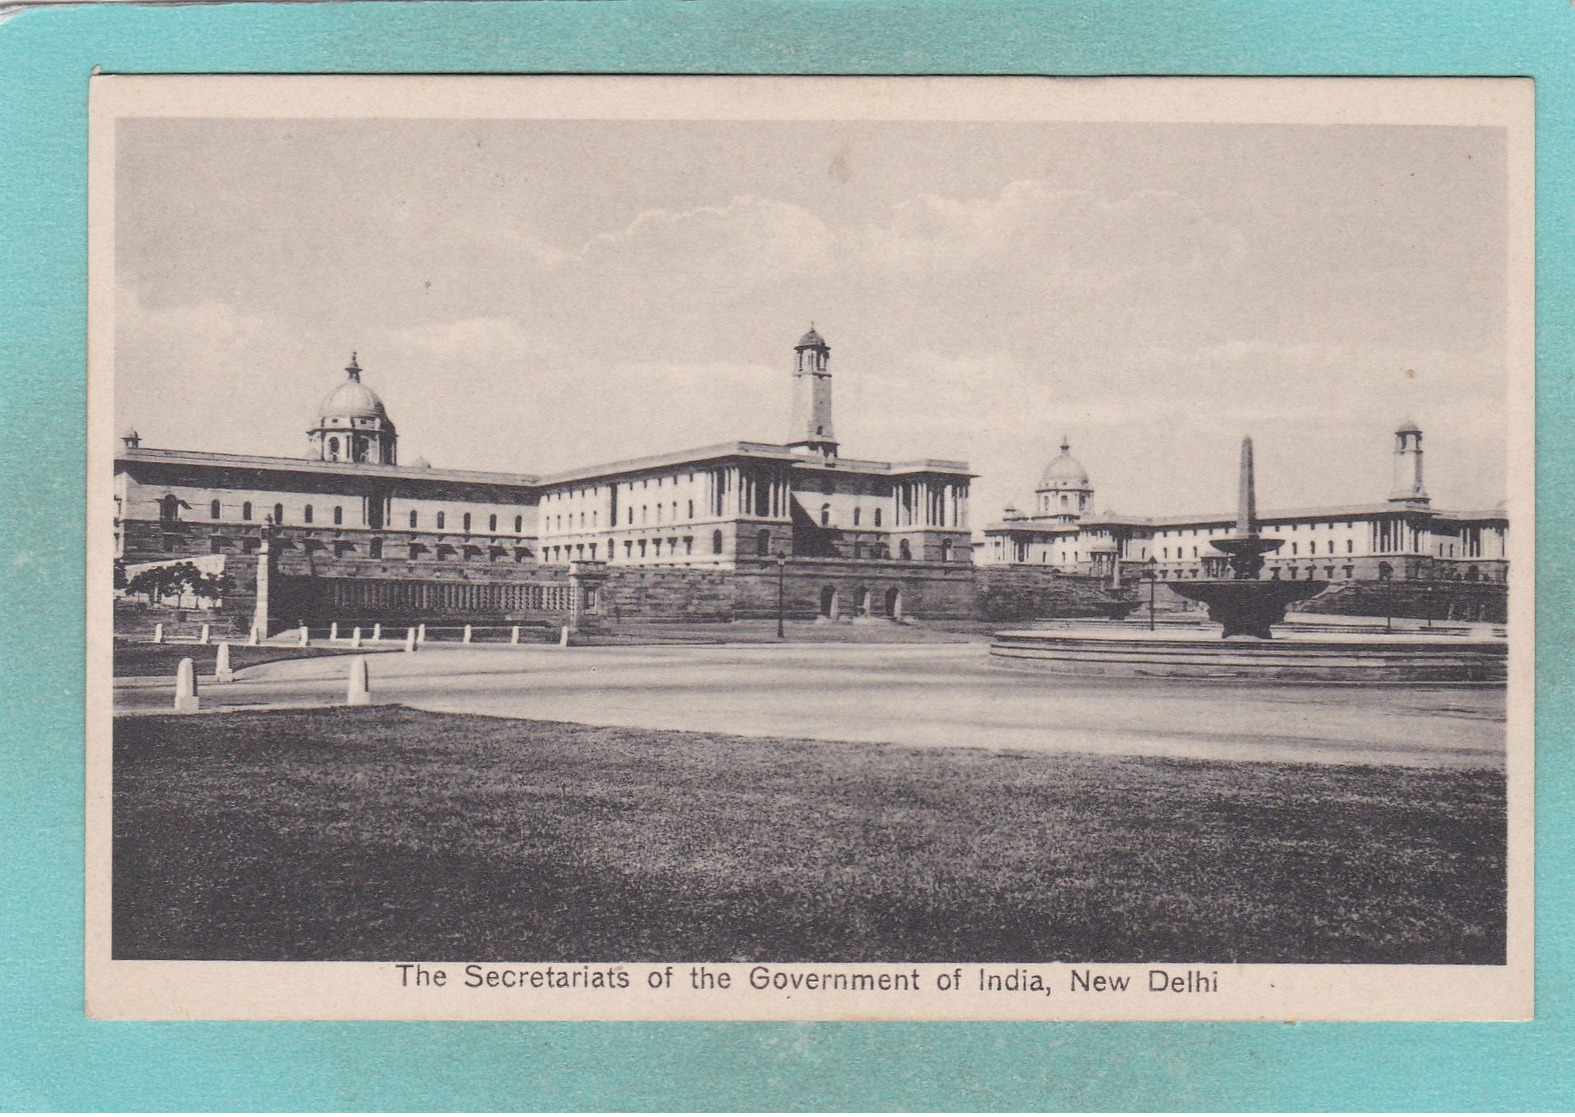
1236;436;1256;537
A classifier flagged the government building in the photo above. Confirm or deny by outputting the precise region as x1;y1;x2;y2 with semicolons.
978;426;1509;587
115;329;979;633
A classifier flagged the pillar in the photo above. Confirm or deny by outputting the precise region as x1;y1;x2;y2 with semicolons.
373;623;381;641
351;626;362;649
252;529;272;640
330;622;339;641
345;656;371;707
463;624;473;644
198;623;211;645
298;625;310;647
511;625;520;645
404;627;416;653
152;623;164;644
417;623;426;644
173;657;199;714
215;642;234;683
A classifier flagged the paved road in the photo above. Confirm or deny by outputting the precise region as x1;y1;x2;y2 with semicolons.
115;642;1507;769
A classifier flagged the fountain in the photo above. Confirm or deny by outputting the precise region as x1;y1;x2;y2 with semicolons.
1165;437;1327;638
987;435;1506;682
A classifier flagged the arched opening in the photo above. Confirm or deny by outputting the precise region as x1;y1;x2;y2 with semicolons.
158;495;182;523
1378;561;1394;582
462;512;472;532
514;515;523;533
409;510;419;529
819;585;838;618
369;538;383;559
940;539;953;562
820;503;831;528
853;507;862;527
855;587;871;617
885;587;902;619
1466;564;1481;582
242;501;252;521
333;506;343;526
712;529;724;555
756;529;771;556
327;436;340;461
874;508;883;527
272;502;284;525
303;504;314;525
436;511;446;530
899;539;912;561
489;514;498;532
209;499;221;520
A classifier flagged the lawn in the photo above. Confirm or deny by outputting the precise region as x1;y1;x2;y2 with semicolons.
113;707;1505;964
113;639;394;678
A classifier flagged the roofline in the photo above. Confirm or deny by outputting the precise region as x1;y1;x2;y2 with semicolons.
988;502;1508;532
115;446;540;487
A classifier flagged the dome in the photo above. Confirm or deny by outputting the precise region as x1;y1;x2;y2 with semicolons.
796;325;827;349
1038;437;1090;489
318;356;389;422
1396;417;1421;435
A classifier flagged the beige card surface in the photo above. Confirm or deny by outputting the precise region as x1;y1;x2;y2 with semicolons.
88;75;1533;1021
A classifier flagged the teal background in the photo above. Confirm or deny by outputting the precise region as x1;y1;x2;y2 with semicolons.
1;1;1570;1109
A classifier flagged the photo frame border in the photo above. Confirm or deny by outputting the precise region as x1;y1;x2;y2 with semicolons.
2;0;1572;1108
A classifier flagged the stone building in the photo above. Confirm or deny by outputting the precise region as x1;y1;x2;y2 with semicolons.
115;328;977;633
978;422;1510;586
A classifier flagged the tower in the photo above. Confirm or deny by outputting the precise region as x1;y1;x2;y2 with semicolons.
1388;419;1429;505
787;325;837;458
308;353;398;465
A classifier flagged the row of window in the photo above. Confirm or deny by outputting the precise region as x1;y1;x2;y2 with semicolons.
188;498;526;534
1157;539;1357;561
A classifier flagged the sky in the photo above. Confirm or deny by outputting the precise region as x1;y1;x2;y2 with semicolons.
114;115;1511;524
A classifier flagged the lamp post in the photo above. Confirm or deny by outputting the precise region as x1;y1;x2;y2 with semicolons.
775;551;788;640
1144;555;1158;632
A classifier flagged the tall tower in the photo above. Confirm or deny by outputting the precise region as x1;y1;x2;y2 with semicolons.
787;325;837;458
1388;418;1429;505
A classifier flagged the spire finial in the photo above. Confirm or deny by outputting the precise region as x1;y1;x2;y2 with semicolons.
1060;435;1070;453
346;352;361;382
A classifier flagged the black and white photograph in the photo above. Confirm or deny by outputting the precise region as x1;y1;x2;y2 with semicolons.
87;75;1533;1021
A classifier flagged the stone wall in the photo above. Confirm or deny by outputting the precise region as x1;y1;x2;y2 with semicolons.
1294;580;1508;623
973;567;1136;623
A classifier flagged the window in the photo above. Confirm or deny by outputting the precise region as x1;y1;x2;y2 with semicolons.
436;512;445;530
304;504;314;524
941;539;953;562
589;543;597;560
410;510;419;529
874;508;882;527
684;537;693;555
463;512;472;532
273;503;284;524
489;514;497;532
209;499;221;520
712;529;724;555
369;539;383;559
820;503;831;528
687;500;694;519
853;507;861;527
638;540;647;558
899;539;912;560
333;506;343;526
627;508;634;526
242;501;252;521
1308;540;1316;555
757;529;771;556
1346;539;1354;554
1290;542;1298;555
624;540;632;558
515;515;523;533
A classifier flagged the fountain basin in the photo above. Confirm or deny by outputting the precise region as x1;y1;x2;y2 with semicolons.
1167;579;1328;639
990;626;1506;683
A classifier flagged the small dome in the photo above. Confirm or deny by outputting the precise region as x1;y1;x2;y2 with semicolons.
317;354;389;423
1038;437;1090;489
1396;417;1422;434
796;325;827;348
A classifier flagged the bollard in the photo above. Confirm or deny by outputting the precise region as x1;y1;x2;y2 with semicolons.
463;624;473;644
404;627;416;653
345;655;371;707
173;657;200;713
372;623;382;641
510;625;520;645
215;642;234;683
152;623;164;644
330;622;339;642
298;625;310;647
351;626;363;649
198;623;211;645
417;623;426;644
559;625;571;647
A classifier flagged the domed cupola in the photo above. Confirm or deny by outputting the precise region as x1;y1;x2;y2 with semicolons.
1035;436;1093;522
308;353;397;465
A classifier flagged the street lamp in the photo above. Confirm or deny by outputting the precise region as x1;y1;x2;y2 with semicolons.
1143;555;1158;632
775;551;788;640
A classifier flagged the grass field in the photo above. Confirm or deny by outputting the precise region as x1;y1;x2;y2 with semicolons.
113;640;392;678
113;706;1506;964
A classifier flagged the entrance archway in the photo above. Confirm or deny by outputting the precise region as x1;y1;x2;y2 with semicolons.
884;587;902;620
819;585;838;618
855;587;871;617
